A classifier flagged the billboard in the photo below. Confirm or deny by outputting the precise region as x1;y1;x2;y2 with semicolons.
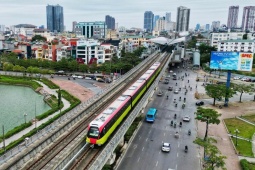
210;52;254;71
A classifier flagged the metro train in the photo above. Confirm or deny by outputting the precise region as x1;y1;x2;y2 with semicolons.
86;62;161;145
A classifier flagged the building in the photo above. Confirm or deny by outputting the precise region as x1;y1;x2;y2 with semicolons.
155;17;165;32
14;24;37;37
144;11;154;32
105;15;115;30
227;6;239;29
176;6;190;32
205;24;210;31
210;31;255;47
217;40;254;53
242;6;255;32
75;21;107;39
33;29;51;38
165;13;172;31
72;21;77;32
195;24;200;31
211;21;221;31
46;4;64;32
154;15;160;29
0;25;5;33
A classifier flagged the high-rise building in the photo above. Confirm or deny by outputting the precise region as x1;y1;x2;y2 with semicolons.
0;25;5;33
105;15;115;30
195;24;200;31
242;6;255;32
72;21;77;32
165;12;171;22
227;6;239;29
176;6;190;32
205;24;210;31
75;21;107;39
144;11;154;32
211;21;220;31
46;4;64;32
154;15;160;29
155;17;166;32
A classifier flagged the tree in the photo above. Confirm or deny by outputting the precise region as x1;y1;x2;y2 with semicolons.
79;64;88;73
195;107;221;141
198;44;217;55
205;84;235;106
204;144;227;170
233;84;254;102
58;89;61;108
31;35;47;42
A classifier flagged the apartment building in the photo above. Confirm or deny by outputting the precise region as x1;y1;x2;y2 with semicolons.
211;32;246;47
120;35;154;52
217;40;254;53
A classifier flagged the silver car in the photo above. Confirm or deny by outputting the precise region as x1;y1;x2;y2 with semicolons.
174;89;179;94
162;143;171;152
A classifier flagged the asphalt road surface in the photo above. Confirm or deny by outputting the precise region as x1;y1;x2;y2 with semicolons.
117;66;201;170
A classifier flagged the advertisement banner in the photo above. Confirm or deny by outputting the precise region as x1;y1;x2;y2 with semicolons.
210;52;253;71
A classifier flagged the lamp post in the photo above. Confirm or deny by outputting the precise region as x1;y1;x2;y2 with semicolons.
234;129;240;146
24;113;27;124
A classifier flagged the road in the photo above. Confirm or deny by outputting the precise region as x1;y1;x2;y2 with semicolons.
117;65;201;170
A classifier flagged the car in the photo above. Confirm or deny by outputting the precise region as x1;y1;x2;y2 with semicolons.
245;78;252;82
196;101;204;106
164;79;169;84
161;142;171;152
85;77;92;80
72;75;78;78
169;70;173;73
173;73;177;76
251;79;255;82
166;75;171;78
77;76;84;79
241;77;248;81
97;78;104;82
233;76;240;80
157;90;163;96
168;87;173;91
173;77;177;80
174;89;179;94
183;115;191;122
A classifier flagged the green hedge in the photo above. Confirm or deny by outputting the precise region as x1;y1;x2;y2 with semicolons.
124;116;143;142
240;159;250;170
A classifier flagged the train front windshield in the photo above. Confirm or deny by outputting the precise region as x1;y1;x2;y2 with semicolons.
88;127;100;138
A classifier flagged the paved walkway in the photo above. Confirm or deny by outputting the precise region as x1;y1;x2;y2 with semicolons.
0;81;71;148
195;69;255;169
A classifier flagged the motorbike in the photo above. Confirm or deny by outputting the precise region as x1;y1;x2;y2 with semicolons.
175;132;179;138
179;97;181;101
185;145;188;153
174;99;176;103
174;114;177;119
184;98;186;102
167;96;169;100
68;77;70;80
170;120;173;126
182;103;185;109
188;130;191;135
174;122;176;128
175;103;177;107
179;122;182;127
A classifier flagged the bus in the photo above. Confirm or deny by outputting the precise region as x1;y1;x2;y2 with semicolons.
146;108;157;122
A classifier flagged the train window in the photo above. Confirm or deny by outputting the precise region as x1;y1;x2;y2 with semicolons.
88;127;99;138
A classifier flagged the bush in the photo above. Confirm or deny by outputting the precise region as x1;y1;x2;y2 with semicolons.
240;159;250;170
124;116;142;142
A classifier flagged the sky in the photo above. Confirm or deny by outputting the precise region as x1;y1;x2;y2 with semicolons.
0;0;254;31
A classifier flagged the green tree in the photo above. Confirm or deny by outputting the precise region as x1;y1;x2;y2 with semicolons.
68;60;79;72
195;107;221;141
31;35;47;42
187;36;197;48
3;63;14;71
58;89;61;108
200;53;211;64
198;44;217;55
205;84;235;105
233;84;254;102
204;144;227;170
79;64;88;73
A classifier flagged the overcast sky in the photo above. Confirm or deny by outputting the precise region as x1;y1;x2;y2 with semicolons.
0;0;253;31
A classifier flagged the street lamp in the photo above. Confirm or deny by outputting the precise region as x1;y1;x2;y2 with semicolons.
24;113;27;124
234;129;240;146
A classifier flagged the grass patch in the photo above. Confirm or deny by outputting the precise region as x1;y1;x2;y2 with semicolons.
0;75;42;90
231;137;253;157
224;118;255;139
242;114;255;124
40;78;59;89
124;116;143;142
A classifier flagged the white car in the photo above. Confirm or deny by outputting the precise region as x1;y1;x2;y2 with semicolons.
174;89;179;94
85;77;92;80
72;75;78;78
161;143;171;152
233;76;240;80
77;76;83;79
241;77;248;81
183;115;191;122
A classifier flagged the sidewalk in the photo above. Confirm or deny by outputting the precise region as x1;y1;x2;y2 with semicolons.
0;81;71;148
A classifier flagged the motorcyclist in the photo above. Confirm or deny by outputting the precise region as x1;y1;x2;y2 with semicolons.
184;97;186;102
174;99;176;103
167;96;169;100
185;145;188;152
176;83;177;86
180;122;182;127
179;96;181;101
174;114;177;119
188;129;191;135
175;103;177;107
